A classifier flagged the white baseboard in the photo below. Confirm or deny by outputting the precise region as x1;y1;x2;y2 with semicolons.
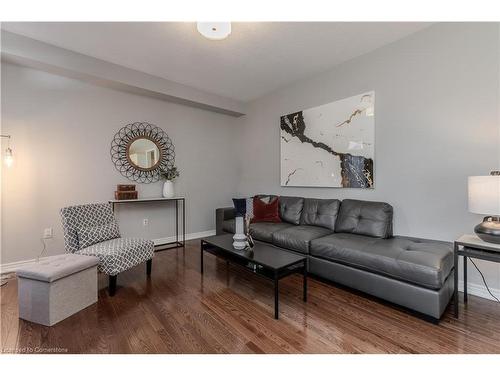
0;229;216;274
153;229;215;246
0;258;45;274
458;280;500;302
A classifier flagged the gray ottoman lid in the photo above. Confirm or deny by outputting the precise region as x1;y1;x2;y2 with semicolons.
16;254;99;282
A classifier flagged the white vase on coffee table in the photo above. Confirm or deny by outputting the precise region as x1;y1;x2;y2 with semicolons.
233;216;247;250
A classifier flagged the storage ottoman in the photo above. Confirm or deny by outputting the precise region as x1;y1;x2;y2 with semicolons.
17;253;99;326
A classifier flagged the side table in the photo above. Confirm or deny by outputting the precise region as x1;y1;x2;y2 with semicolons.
454;234;500;318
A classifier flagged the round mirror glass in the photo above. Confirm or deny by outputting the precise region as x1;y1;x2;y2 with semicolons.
127;137;161;170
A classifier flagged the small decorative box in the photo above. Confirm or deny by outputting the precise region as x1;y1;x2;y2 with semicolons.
117;184;136;191
114;190;138;200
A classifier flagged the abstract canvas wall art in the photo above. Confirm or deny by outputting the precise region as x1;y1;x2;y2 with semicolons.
280;91;374;188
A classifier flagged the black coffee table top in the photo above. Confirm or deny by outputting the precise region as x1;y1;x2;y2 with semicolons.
201;234;306;271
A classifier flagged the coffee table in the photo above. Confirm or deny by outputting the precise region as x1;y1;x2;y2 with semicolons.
200;234;307;319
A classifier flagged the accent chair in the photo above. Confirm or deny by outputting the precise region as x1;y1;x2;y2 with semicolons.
60;202;154;295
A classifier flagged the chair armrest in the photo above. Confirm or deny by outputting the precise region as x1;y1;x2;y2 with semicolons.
216;207;235;235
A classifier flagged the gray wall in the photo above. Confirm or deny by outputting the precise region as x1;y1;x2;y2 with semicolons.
237;23;500;292
1;63;239;264
2;23;500;299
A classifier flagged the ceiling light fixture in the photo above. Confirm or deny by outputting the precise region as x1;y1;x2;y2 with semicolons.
196;22;231;40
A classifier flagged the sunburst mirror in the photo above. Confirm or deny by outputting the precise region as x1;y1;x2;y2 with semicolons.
110;122;175;183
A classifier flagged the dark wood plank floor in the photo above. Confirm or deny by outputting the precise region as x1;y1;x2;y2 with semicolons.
2;240;500;354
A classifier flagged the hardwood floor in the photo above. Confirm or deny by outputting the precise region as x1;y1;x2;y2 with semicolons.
2;239;500;354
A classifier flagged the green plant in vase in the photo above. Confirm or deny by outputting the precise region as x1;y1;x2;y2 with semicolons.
161;166;180;198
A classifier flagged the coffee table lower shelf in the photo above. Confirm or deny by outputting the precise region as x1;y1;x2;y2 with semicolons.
200;239;307;319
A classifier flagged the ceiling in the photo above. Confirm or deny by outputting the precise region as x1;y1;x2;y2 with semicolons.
1;22;431;102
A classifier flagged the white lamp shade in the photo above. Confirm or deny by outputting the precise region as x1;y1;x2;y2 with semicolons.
468;175;500;215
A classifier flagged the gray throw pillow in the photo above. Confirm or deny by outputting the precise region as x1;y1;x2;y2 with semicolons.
78;222;120;249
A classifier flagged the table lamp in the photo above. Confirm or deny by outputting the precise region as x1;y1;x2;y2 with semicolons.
468;171;500;243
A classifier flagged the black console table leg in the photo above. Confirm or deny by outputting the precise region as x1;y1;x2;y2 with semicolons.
175;200;179;246
454;243;459;318
274;273;279;319
200;241;204;274
303;262;308;302
183;199;186;248
463;256;468;303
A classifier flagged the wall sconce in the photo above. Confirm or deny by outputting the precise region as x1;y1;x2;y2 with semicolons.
1;135;13;167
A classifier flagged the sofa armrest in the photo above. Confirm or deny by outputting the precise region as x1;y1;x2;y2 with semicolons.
216;207;235;235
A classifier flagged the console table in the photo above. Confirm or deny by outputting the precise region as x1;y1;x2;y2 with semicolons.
454;234;500;318
109;197;185;251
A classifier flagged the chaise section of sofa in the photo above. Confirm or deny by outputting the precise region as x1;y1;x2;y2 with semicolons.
215;195;454;320
310;234;453;290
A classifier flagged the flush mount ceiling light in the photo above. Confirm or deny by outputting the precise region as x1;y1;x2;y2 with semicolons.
197;22;231;40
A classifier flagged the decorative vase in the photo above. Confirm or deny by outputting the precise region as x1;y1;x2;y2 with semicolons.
162;180;175;198
233;216;247;250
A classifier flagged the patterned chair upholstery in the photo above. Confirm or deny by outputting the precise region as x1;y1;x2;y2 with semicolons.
60;202;154;295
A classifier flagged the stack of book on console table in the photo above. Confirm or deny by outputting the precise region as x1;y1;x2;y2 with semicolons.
114;184;138;200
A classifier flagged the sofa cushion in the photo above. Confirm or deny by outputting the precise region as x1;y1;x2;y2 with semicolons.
222;219;235;233
335;199;393;238
252;196;281;223
272;225;333;254
310;233;453;290
300;198;340;230
279;196;304;225
249;222;294;243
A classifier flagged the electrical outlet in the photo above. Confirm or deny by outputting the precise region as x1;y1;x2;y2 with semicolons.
43;228;53;239
143;219;149;226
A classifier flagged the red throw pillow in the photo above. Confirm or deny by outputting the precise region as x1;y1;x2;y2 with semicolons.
251;196;281;223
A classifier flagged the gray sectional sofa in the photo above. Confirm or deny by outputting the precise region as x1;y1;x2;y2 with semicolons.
216;196;454;320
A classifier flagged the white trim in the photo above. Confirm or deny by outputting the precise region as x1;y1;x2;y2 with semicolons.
152;230;215;246
0;230;216;274
0;258;45;274
458;280;500;302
